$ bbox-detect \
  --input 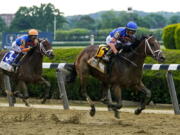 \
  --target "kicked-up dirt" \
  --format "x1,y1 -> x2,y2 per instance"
0,107 -> 180,135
